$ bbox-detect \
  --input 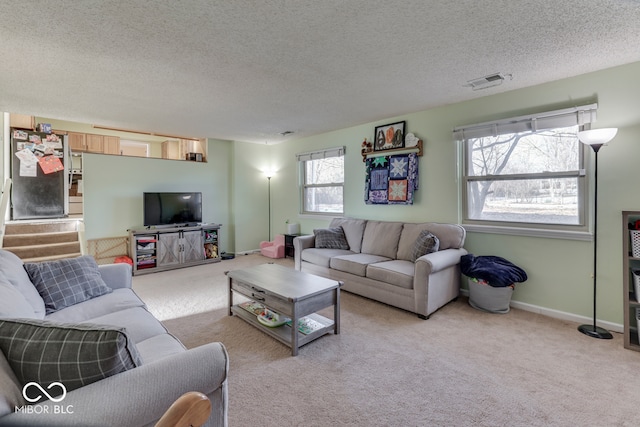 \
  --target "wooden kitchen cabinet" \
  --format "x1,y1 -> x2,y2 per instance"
68,132 -> 87,152
103,135 -> 121,155
10,114 -> 35,130
85,134 -> 104,153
